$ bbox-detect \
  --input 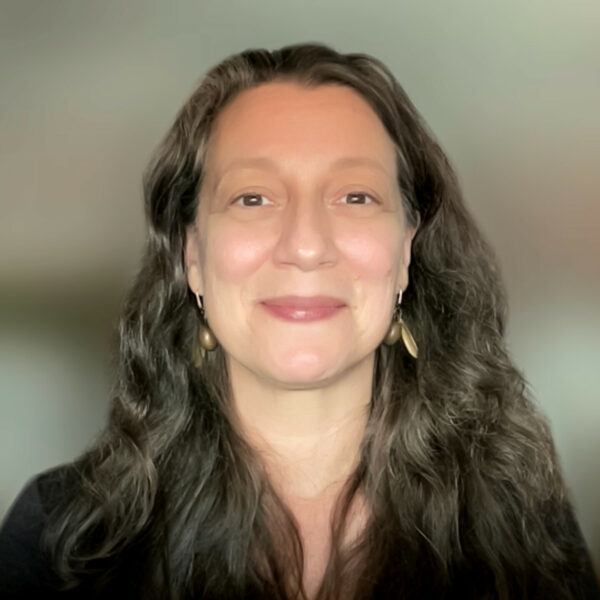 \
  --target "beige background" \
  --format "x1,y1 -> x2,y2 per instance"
1,0 -> 598,568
